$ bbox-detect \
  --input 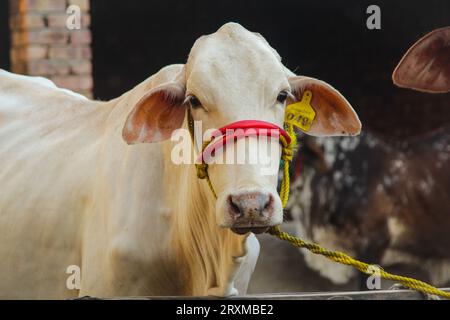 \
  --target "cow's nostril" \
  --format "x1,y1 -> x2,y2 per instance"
263,194 -> 273,213
228,195 -> 243,218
